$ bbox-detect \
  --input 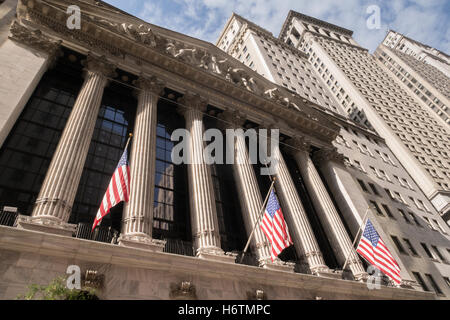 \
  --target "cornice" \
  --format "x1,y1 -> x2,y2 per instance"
279,10 -> 354,41
8,19 -> 63,64
15,0 -> 339,145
